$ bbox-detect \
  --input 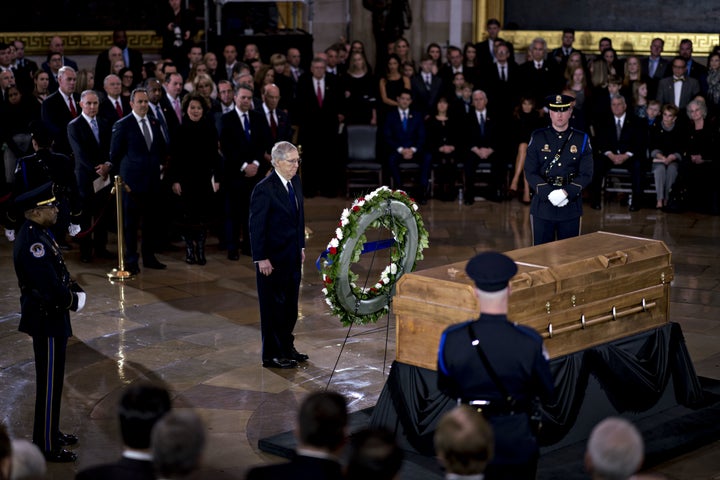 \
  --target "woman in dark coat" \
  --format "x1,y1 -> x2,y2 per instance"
168,93 -> 221,265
